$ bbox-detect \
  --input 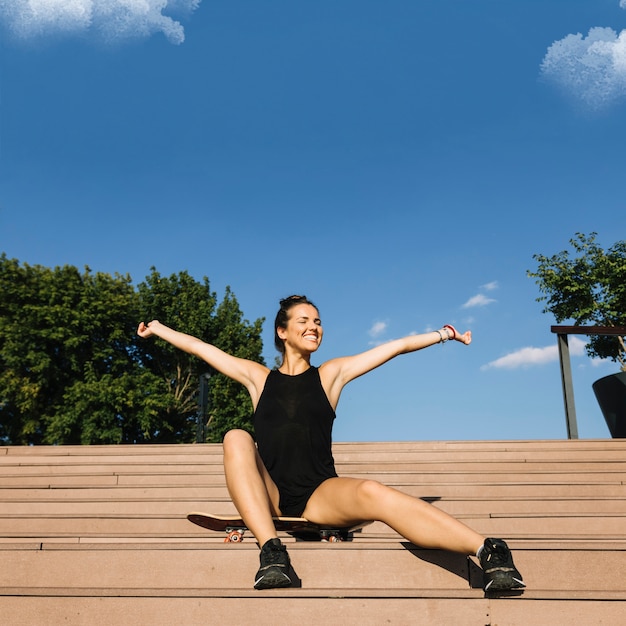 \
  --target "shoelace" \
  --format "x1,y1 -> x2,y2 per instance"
261,543 -> 288,566
486,545 -> 512,569
485,545 -> 512,568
